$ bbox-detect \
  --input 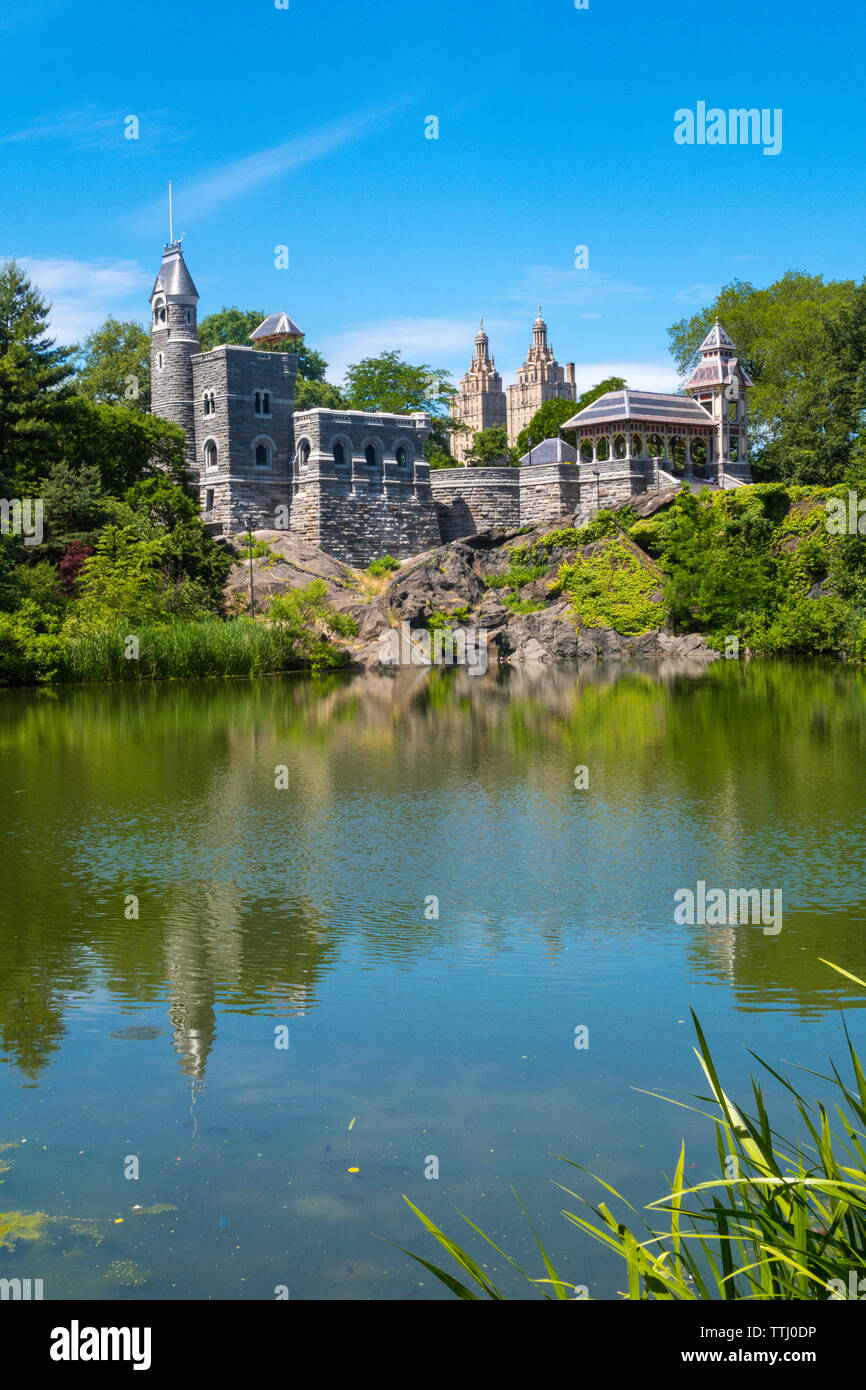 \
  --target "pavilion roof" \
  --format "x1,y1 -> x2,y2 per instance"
562,388 -> 712,429
249,311 -> 303,343
685,354 -> 754,390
